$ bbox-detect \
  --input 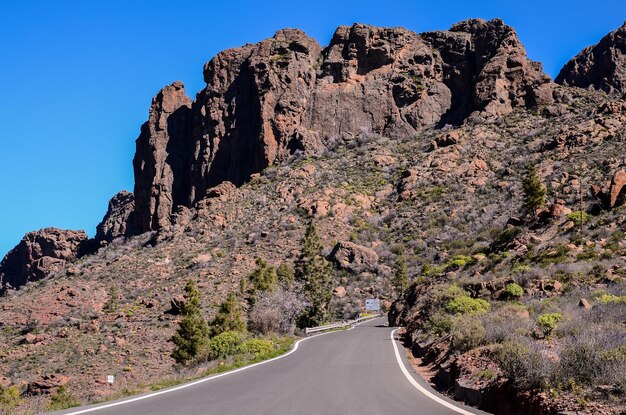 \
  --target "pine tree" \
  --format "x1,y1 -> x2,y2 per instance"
522,164 -> 546,216
210,292 -> 246,337
276,263 -> 294,288
295,222 -> 334,327
171,279 -> 210,365
393,253 -> 408,298
248,258 -> 277,294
